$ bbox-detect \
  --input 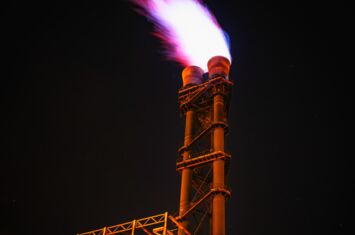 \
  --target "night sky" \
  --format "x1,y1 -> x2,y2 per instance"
1,1 -> 348,235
